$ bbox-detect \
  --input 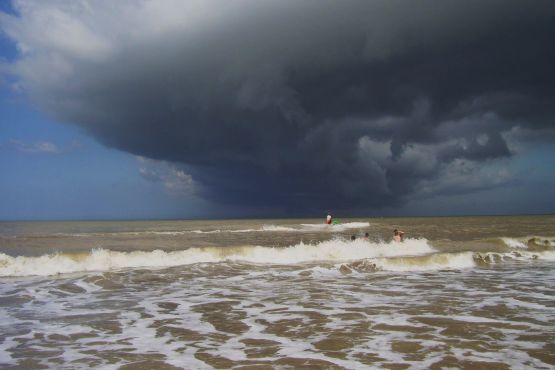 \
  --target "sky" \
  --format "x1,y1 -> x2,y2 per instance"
1,0 -> 554,220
